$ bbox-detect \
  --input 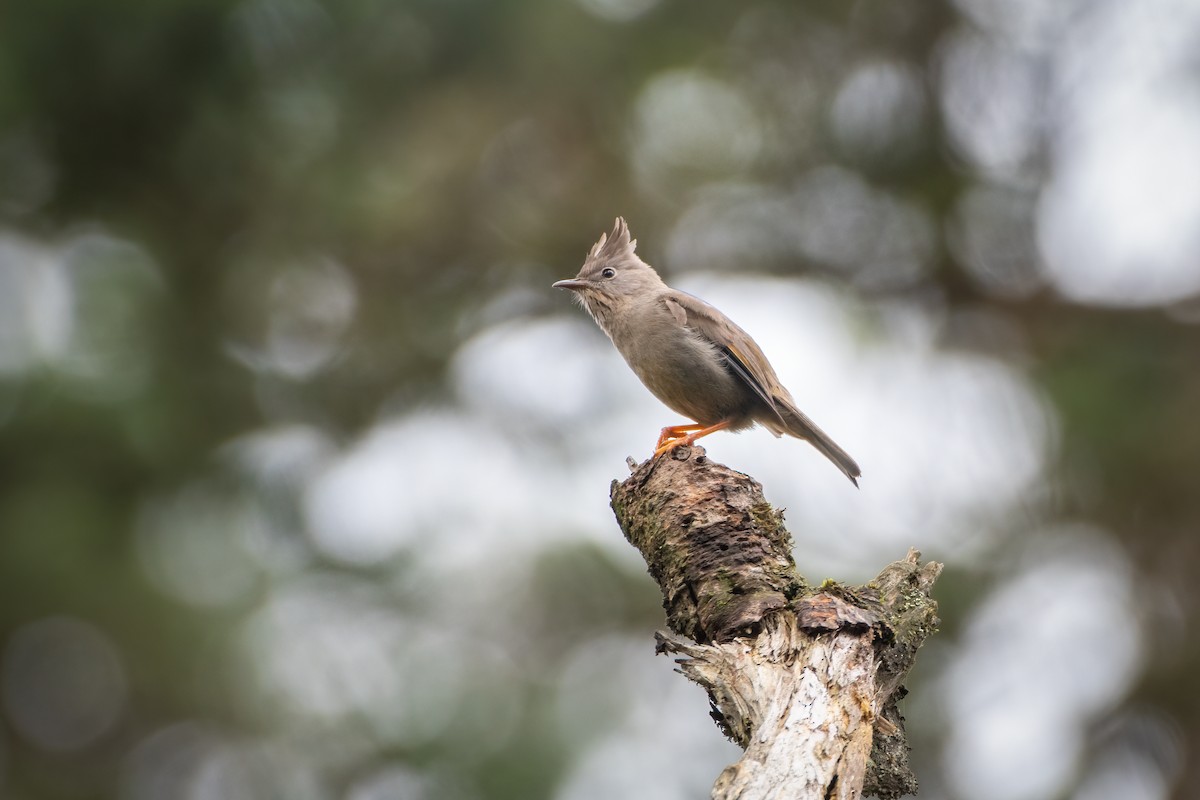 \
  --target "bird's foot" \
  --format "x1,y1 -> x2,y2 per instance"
652,420 -> 733,457
652,437 -> 689,458
654,423 -> 707,451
